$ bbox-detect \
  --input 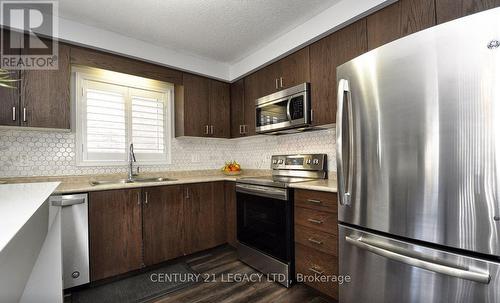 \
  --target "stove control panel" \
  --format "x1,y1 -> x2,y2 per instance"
271,154 -> 326,171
